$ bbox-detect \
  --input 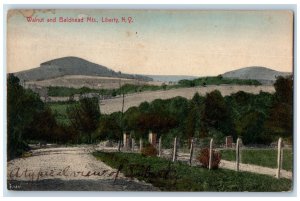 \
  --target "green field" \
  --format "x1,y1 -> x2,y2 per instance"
93,151 -> 291,192
47,102 -> 78,125
47,76 -> 261,97
178,76 -> 261,87
47,84 -> 169,97
220,149 -> 293,171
